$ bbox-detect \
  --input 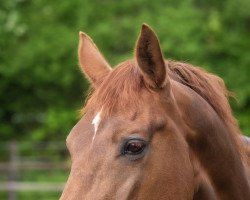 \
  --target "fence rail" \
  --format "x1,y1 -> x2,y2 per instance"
0,141 -> 69,200
0,182 -> 65,192
0,161 -> 69,170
